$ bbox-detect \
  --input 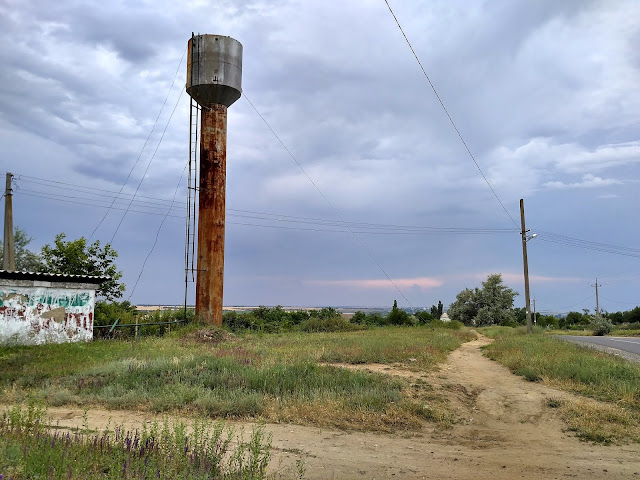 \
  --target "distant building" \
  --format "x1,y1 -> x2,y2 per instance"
439,312 -> 451,322
0,270 -> 108,346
